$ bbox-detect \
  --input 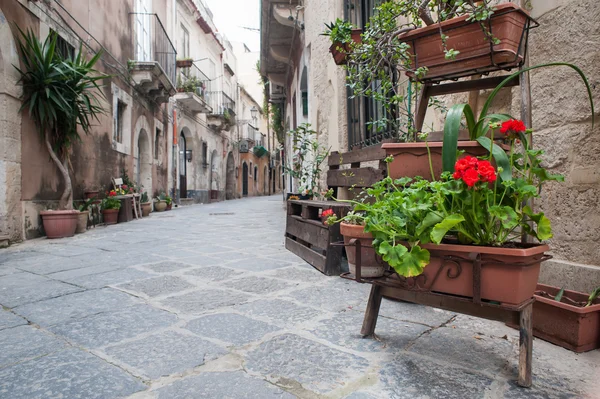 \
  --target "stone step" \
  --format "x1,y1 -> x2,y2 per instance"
179,198 -> 195,206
